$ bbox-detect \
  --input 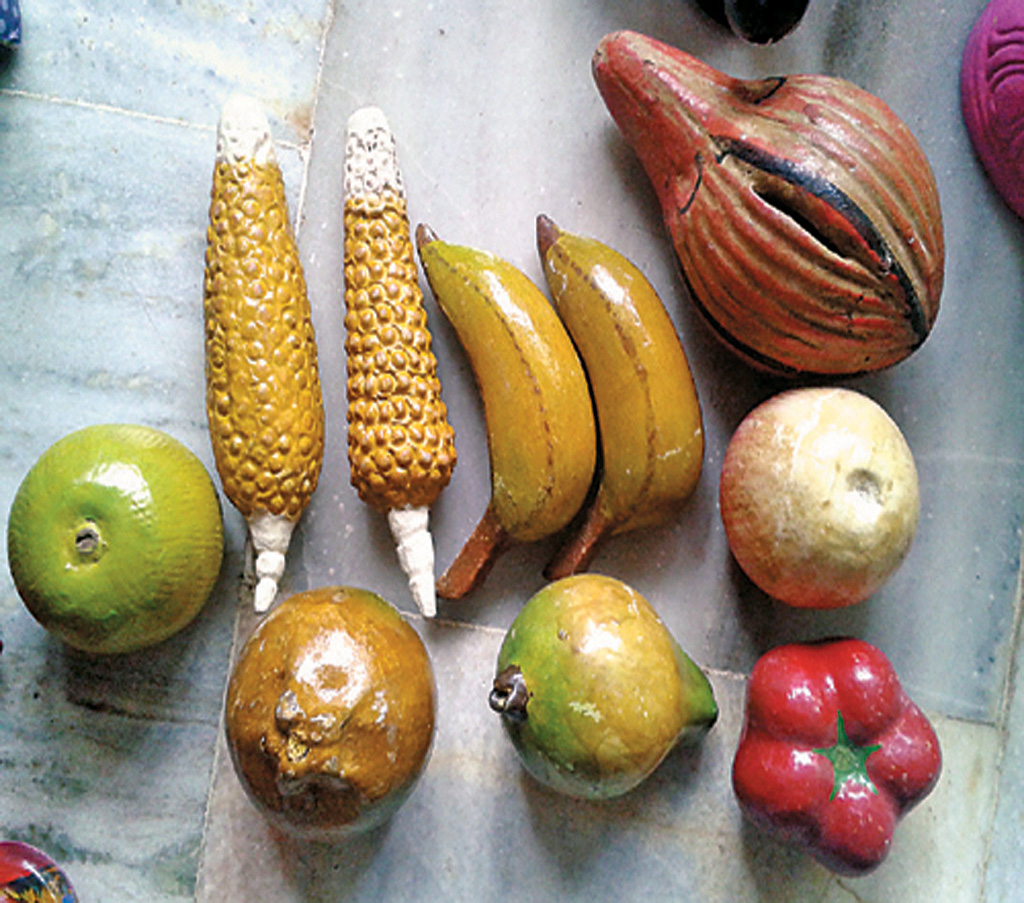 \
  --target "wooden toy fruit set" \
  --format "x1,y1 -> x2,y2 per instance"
11,0 -> 1022,889
188,31 -> 945,863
